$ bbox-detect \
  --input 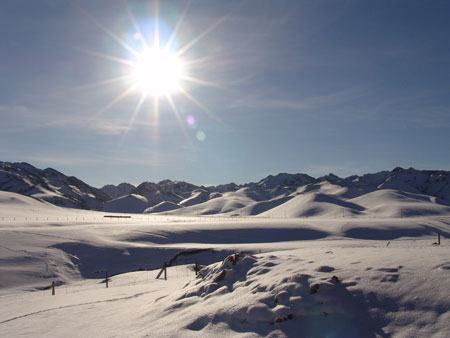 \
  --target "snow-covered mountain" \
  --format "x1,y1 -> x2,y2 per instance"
1,161 -> 450,216
139,167 -> 450,217
349,167 -> 450,200
254,173 -> 316,189
0,161 -> 109,209
157,179 -> 200,198
100,183 -> 135,199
